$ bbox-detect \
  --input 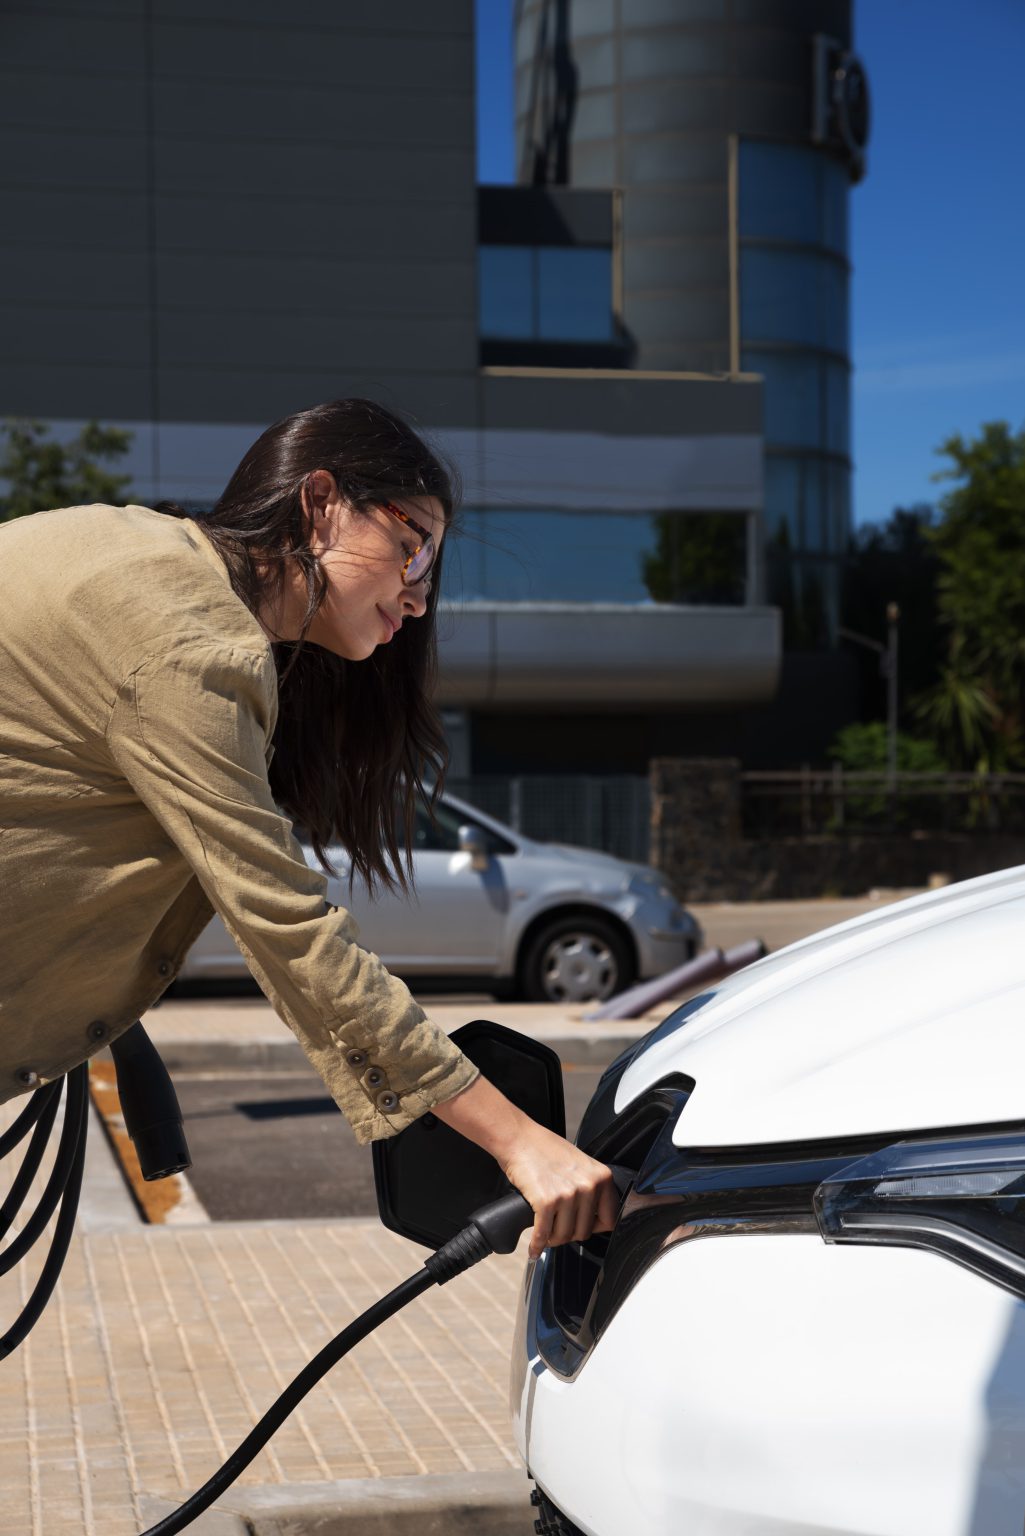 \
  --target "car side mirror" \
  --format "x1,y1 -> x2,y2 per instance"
457,823 -> 490,873
372,1020 -> 566,1251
